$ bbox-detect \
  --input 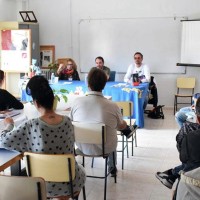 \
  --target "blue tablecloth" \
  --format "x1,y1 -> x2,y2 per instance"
21,81 -> 148,128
